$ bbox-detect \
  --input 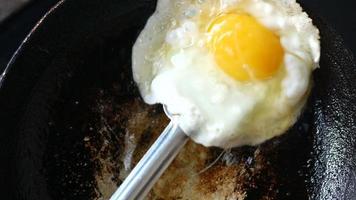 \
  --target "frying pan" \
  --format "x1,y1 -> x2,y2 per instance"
0,0 -> 355,199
